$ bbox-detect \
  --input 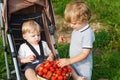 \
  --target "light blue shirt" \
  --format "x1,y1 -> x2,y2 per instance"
70,24 -> 95,80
